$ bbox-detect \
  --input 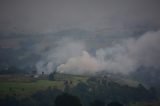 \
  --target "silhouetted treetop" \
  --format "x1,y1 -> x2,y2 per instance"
54,93 -> 82,106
